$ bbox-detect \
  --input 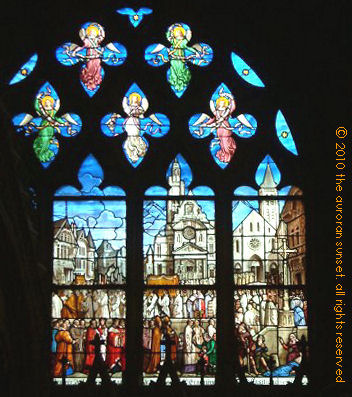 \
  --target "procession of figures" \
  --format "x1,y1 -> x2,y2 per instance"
52,289 -> 126,382
143,289 -> 217,382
